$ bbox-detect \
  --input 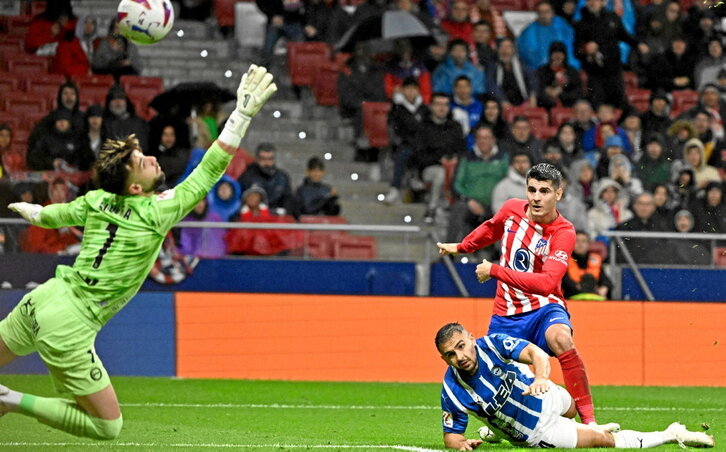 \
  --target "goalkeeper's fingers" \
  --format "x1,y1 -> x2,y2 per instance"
246,65 -> 268,93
